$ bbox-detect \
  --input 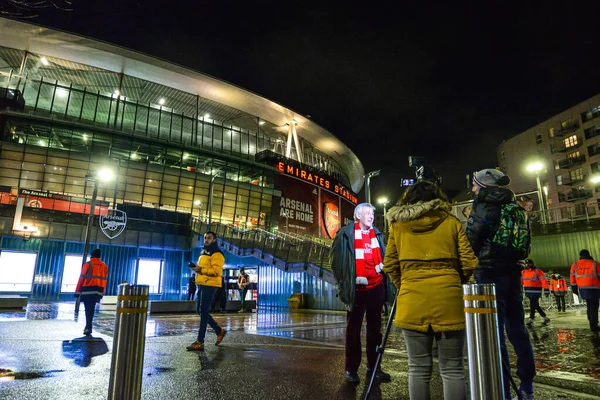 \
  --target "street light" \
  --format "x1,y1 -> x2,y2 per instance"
75,167 -> 114,313
207,171 -> 221,228
364,169 -> 381,204
526,162 -> 546,223
377,196 -> 389,234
